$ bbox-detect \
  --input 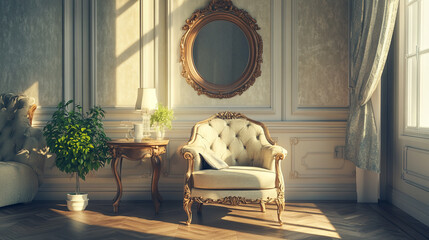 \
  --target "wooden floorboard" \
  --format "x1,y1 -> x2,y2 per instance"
0,201 -> 426,240
372,202 -> 429,240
